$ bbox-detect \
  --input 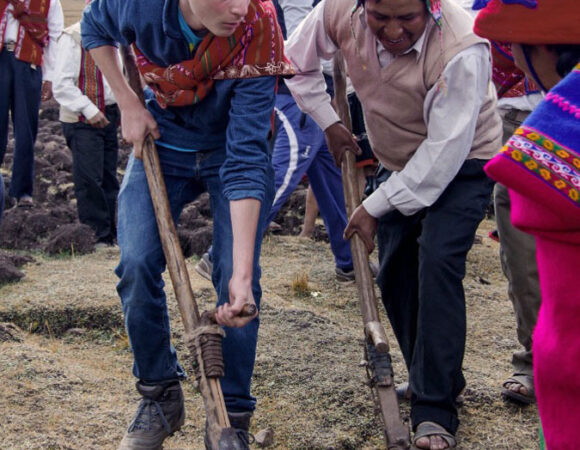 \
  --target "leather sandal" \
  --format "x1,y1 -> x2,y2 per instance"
501,373 -> 536,405
413,421 -> 456,449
